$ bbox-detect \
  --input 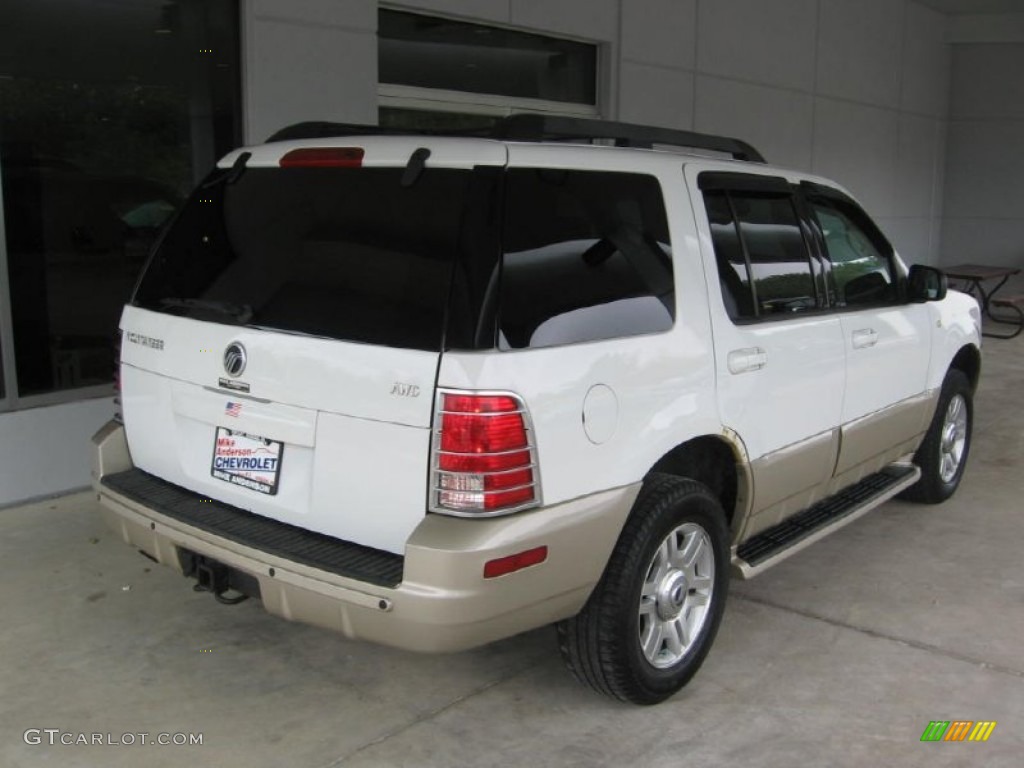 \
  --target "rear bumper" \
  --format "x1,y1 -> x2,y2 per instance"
91,421 -> 636,652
